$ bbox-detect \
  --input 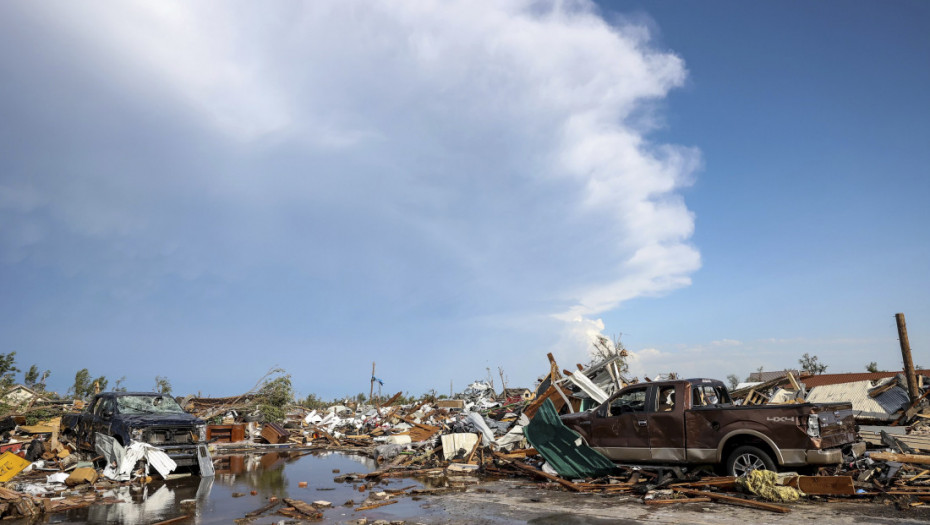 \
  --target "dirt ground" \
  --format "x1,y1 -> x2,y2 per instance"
406,480 -> 930,525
